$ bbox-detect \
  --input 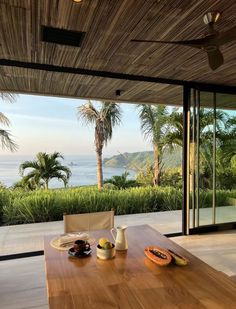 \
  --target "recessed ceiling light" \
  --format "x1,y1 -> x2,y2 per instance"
116,90 -> 122,96
73,0 -> 82,3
